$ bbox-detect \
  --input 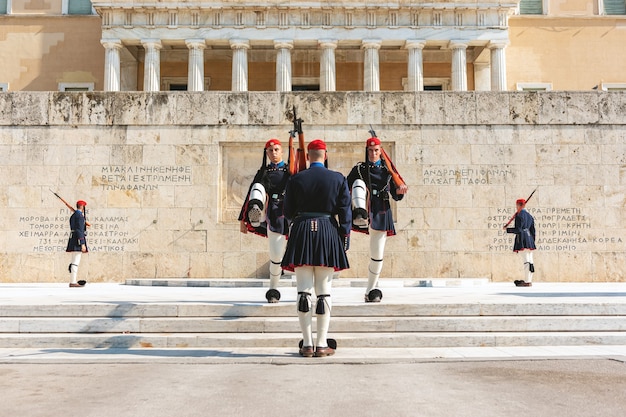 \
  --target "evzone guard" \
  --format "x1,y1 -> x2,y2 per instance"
66,199 -> 89,287
238,139 -> 290,303
347,133 -> 408,302
504,196 -> 537,287
281,139 -> 351,357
